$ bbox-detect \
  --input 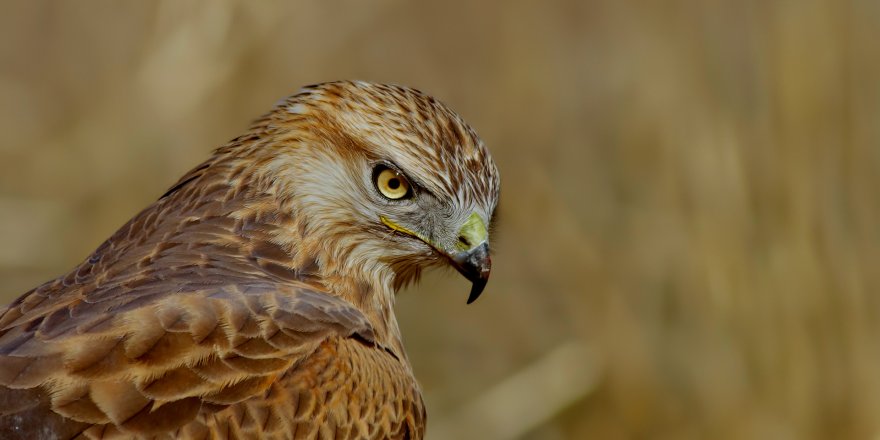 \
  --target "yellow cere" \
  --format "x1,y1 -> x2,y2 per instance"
381,212 -> 487,252
376,168 -> 410,199
456,212 -> 487,251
